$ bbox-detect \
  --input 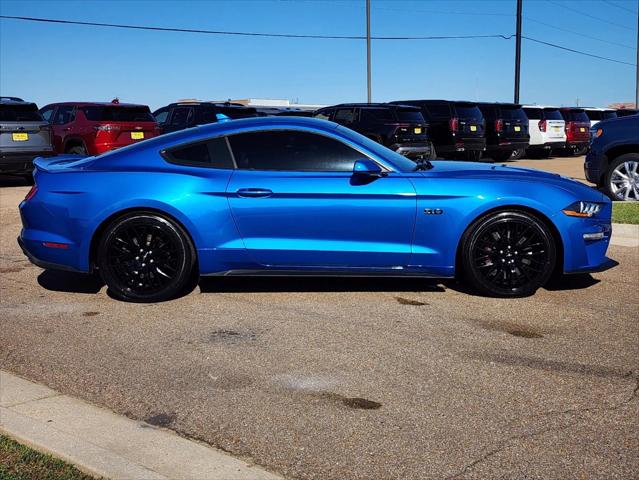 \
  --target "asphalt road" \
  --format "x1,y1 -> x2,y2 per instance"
1,173 -> 637,480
